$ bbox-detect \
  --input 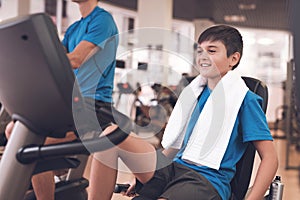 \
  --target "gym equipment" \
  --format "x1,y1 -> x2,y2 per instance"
283,60 -> 300,170
129,83 -> 176,141
0,13 -> 129,200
